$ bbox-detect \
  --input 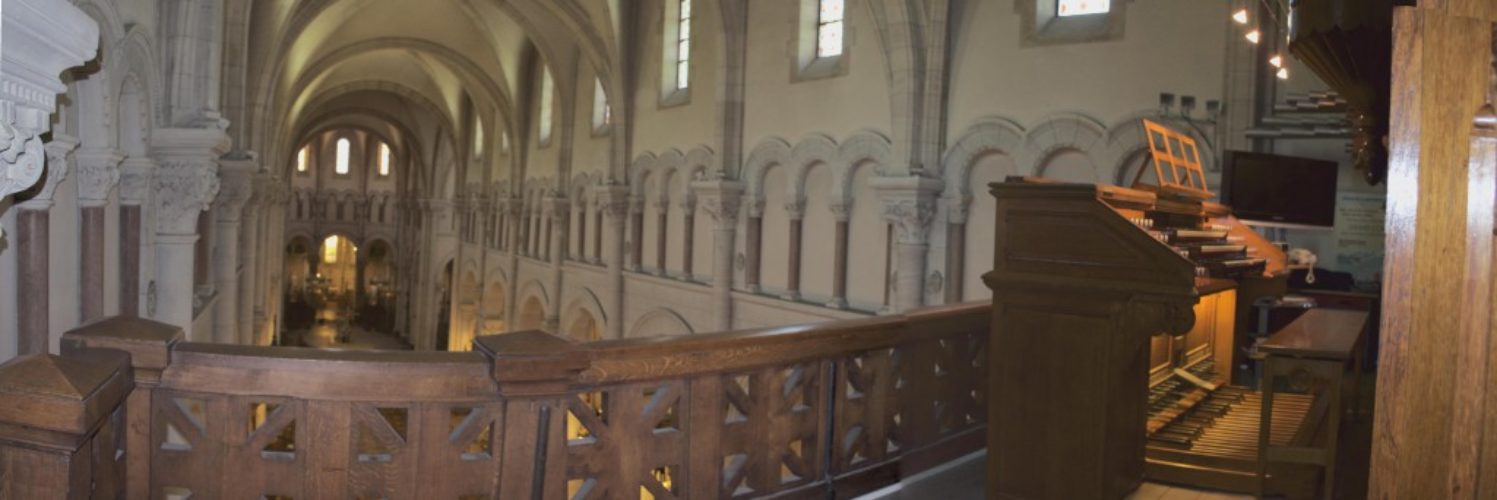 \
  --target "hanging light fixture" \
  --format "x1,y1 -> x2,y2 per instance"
1269,54 -> 1283,68
1245,30 -> 1261,44
1276,67 -> 1289,80
1232,9 -> 1250,24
